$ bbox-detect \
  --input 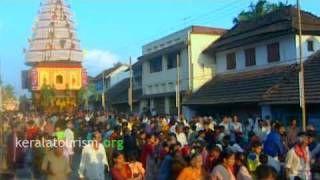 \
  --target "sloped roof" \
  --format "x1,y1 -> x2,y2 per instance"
107,78 -> 142,104
94,64 -> 127,81
262,51 -> 320,104
184,50 -> 320,105
205,6 -> 320,54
